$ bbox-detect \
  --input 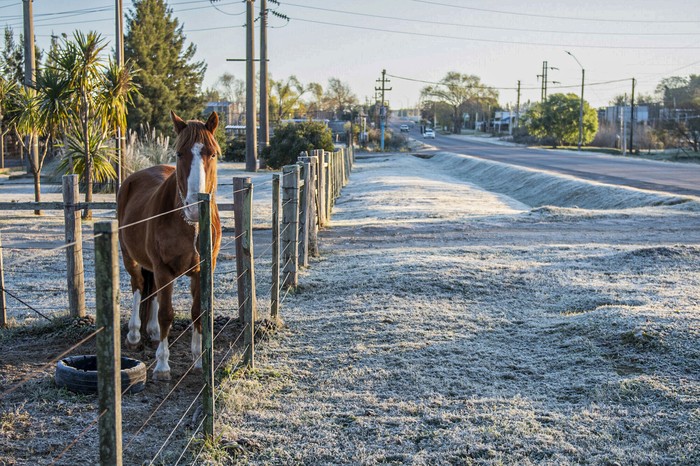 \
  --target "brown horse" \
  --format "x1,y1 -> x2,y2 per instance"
117,111 -> 222,381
